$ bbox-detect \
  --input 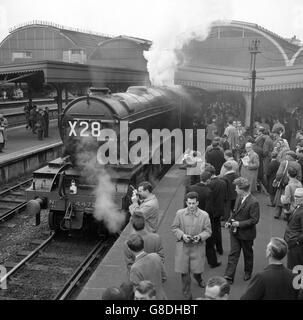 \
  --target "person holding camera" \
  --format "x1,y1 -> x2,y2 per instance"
224,177 -> 260,285
129,181 -> 159,233
171,191 -> 212,299
274,150 -> 301,219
